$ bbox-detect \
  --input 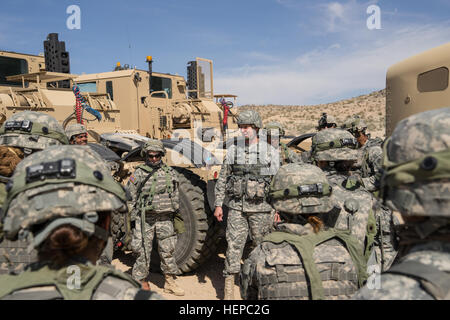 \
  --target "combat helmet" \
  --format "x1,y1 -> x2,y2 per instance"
311,128 -> 359,162
0,111 -> 69,151
236,110 -> 263,129
381,107 -> 450,217
264,121 -> 285,137
317,113 -> 337,130
269,163 -> 333,215
140,139 -> 166,157
65,123 -> 87,141
2,145 -> 128,248
341,115 -> 368,134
